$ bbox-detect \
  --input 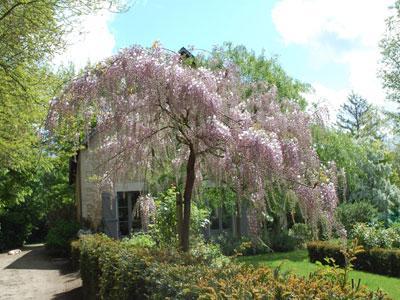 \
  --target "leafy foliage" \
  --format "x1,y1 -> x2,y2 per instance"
335,202 -> 379,233
45,219 -> 80,256
337,92 -> 383,139
313,127 -> 400,223
0,204 -> 33,250
380,1 -> 400,126
48,45 -> 338,250
288,223 -> 313,246
351,145 -> 400,223
0,0 -> 123,208
150,186 -> 209,246
204,42 -> 311,108
78,234 -> 388,299
350,223 -> 400,249
122,232 -> 156,248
